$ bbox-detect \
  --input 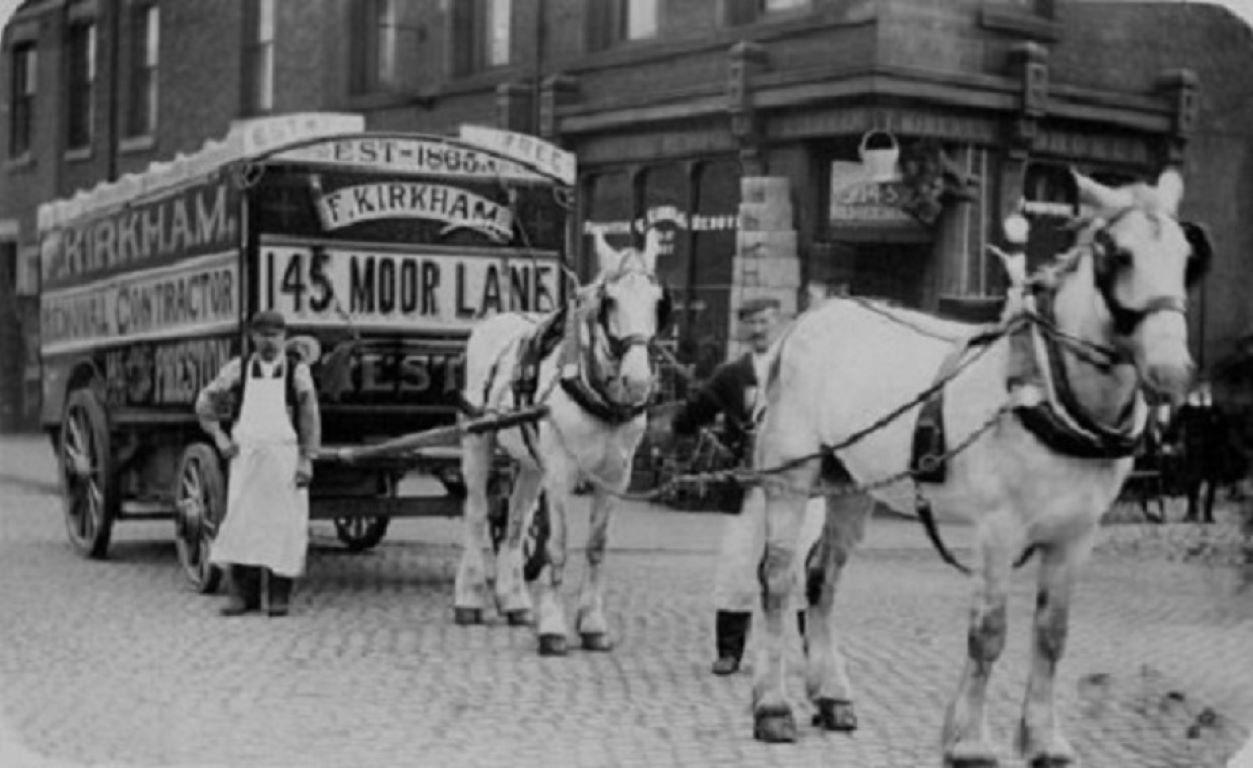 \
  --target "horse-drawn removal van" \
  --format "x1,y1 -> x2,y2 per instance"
38,113 -> 573,590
